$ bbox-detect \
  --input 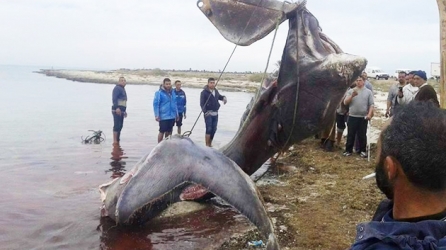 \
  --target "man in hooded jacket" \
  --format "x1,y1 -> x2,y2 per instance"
200,77 -> 227,147
153,78 -> 178,143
